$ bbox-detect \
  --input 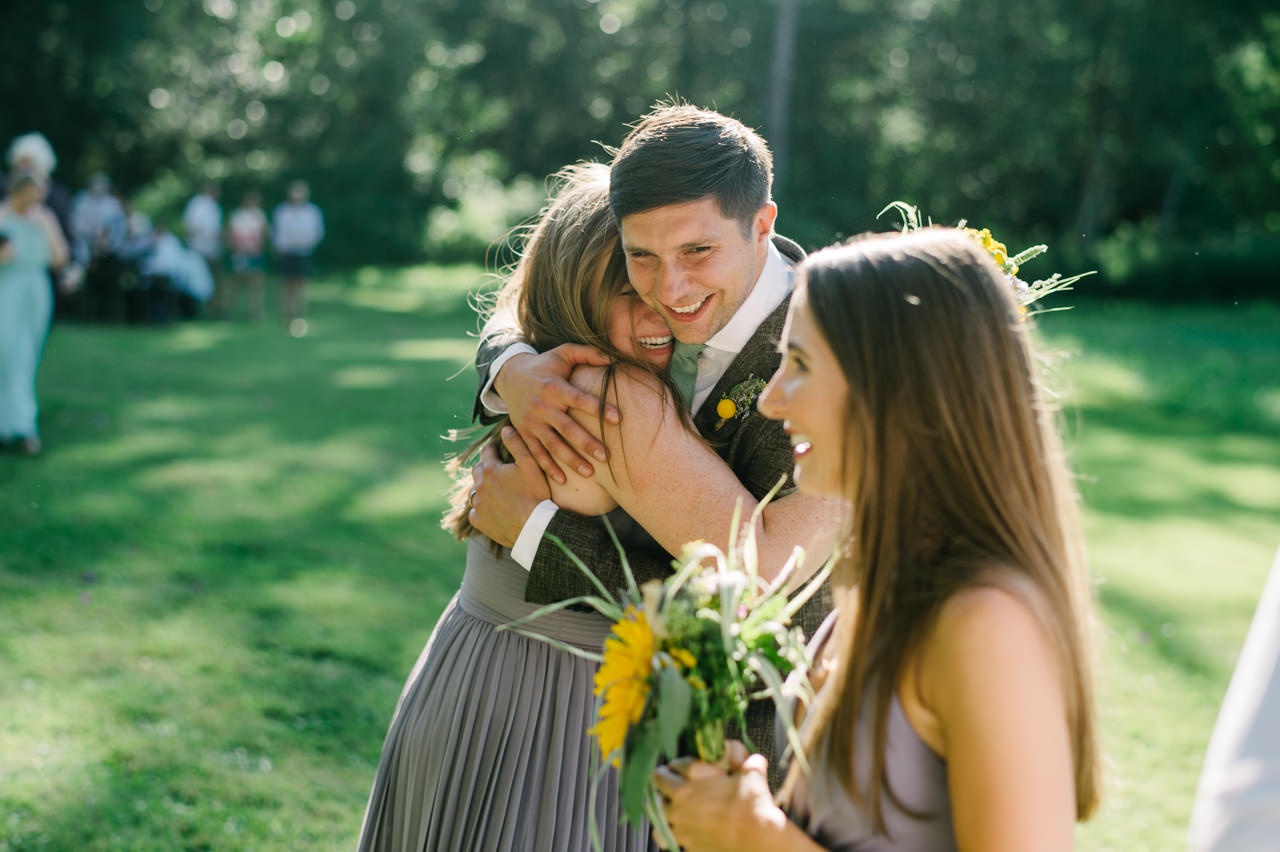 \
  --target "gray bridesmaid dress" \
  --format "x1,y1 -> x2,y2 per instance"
784,615 -> 957,851
356,537 -> 652,852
